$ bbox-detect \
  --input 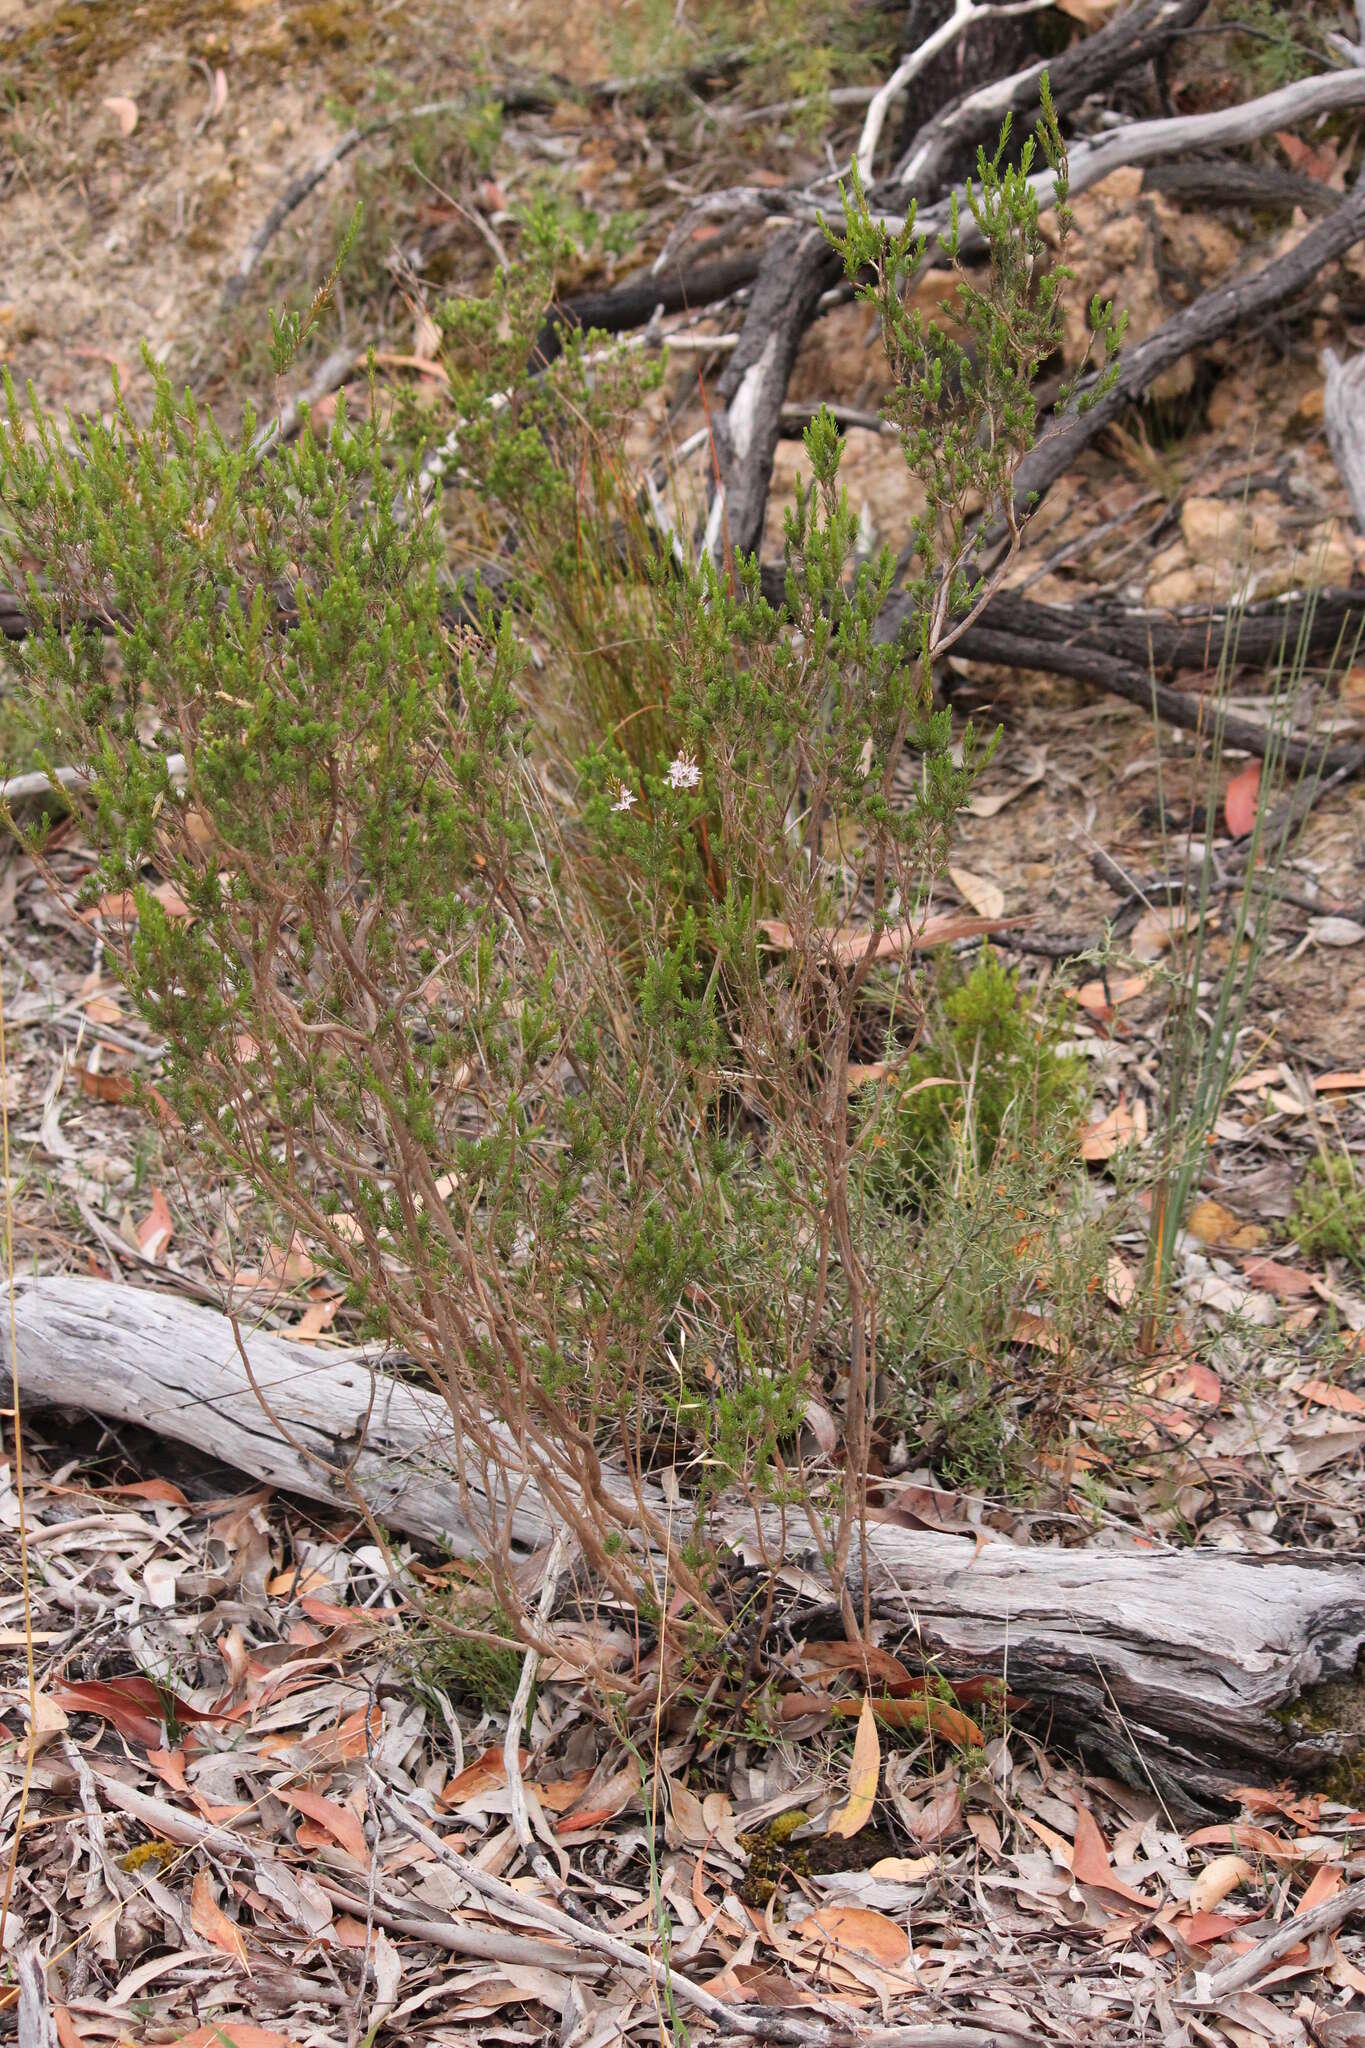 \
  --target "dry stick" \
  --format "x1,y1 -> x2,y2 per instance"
1006,158 -> 1365,527
861,66 -> 1365,243
1177,1877 -> 1365,2004
854,0 -> 1054,182
503,1526 -> 570,1888
895,0 -> 1210,191
700,62 -> 1362,570
945,626 -> 1365,775
16,1273 -> 1365,1788
1143,154 -> 1338,217
314,1879 -> 608,1974
533,250 -> 762,369
371,1775 -> 1032,2048
16,1948 -> 55,2048
1323,343 -> 1365,530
